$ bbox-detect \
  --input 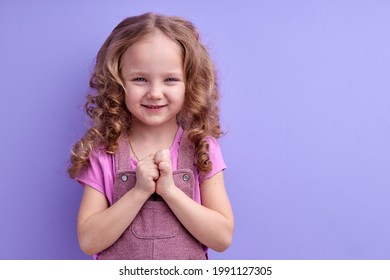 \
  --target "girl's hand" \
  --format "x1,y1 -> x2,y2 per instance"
134,154 -> 159,196
154,149 -> 175,197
